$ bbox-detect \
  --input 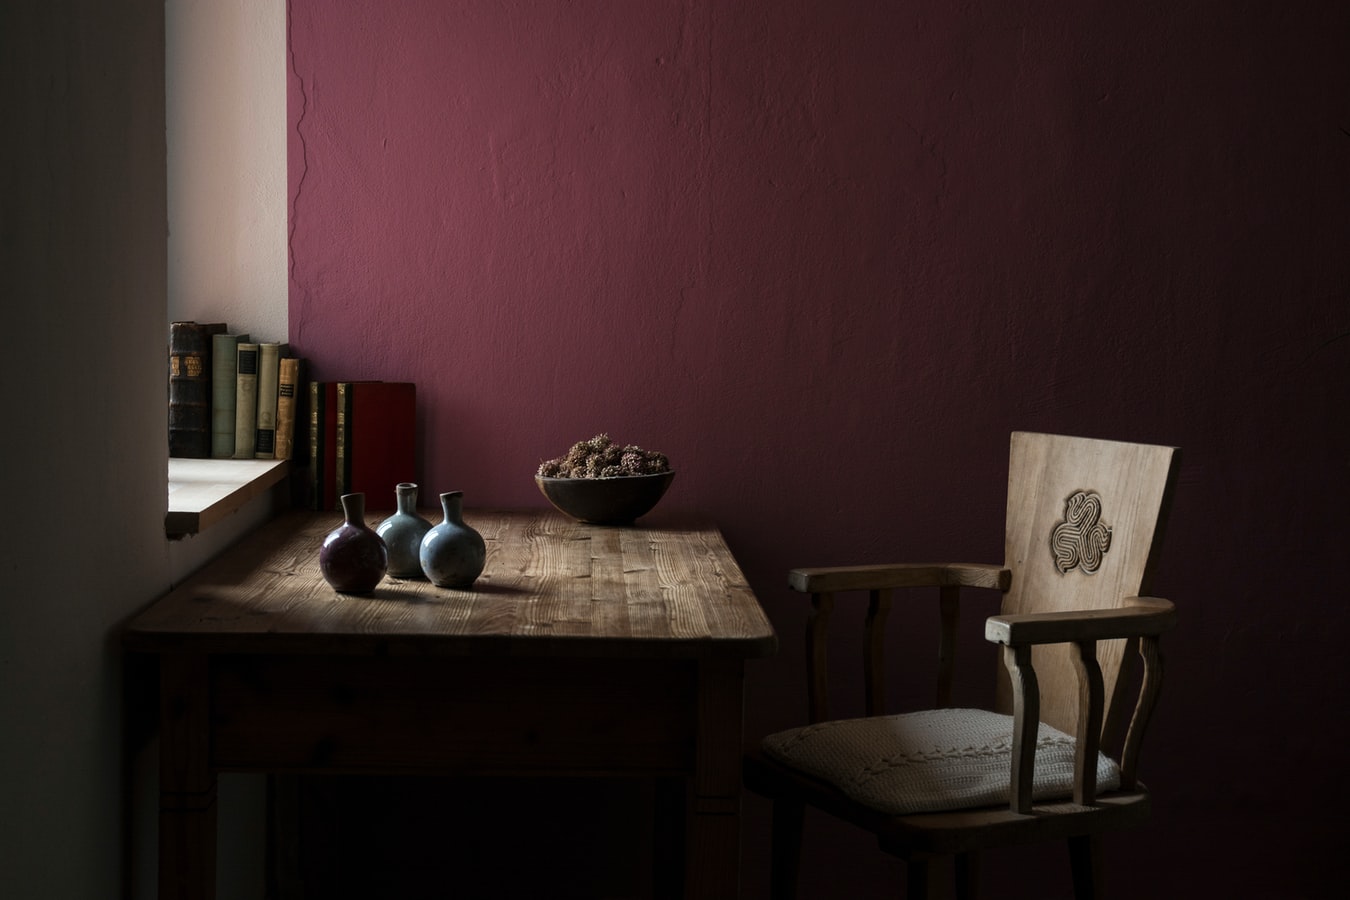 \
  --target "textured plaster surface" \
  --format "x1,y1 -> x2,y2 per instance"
288,2 -> 1349,896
